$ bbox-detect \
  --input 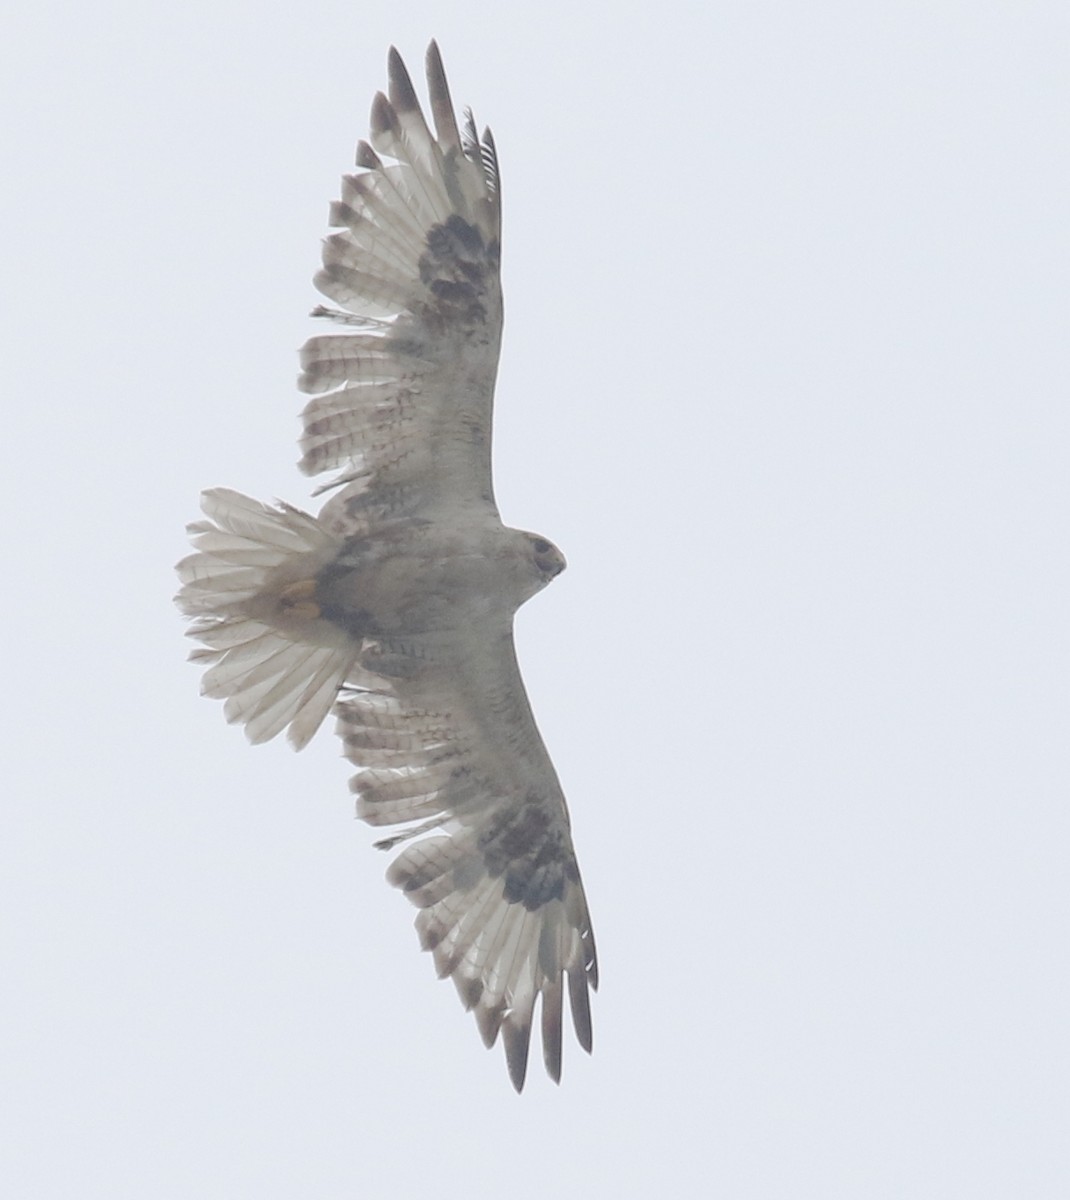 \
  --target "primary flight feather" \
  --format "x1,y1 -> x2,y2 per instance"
175,42 -> 597,1091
